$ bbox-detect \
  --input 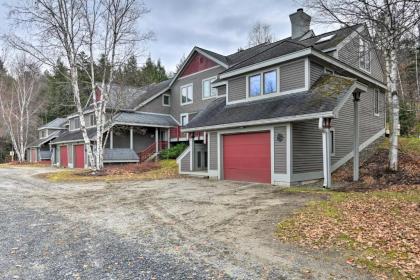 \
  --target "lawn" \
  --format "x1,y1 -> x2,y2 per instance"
277,137 -> 420,279
37,160 -> 180,183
